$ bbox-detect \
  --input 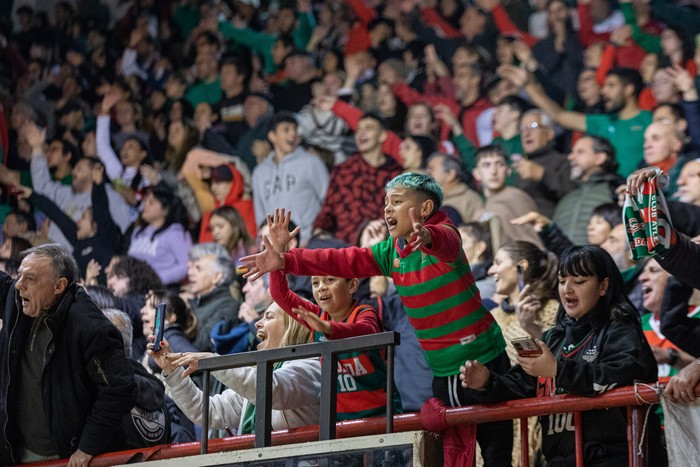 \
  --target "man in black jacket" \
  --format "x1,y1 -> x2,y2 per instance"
0,243 -> 136,465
